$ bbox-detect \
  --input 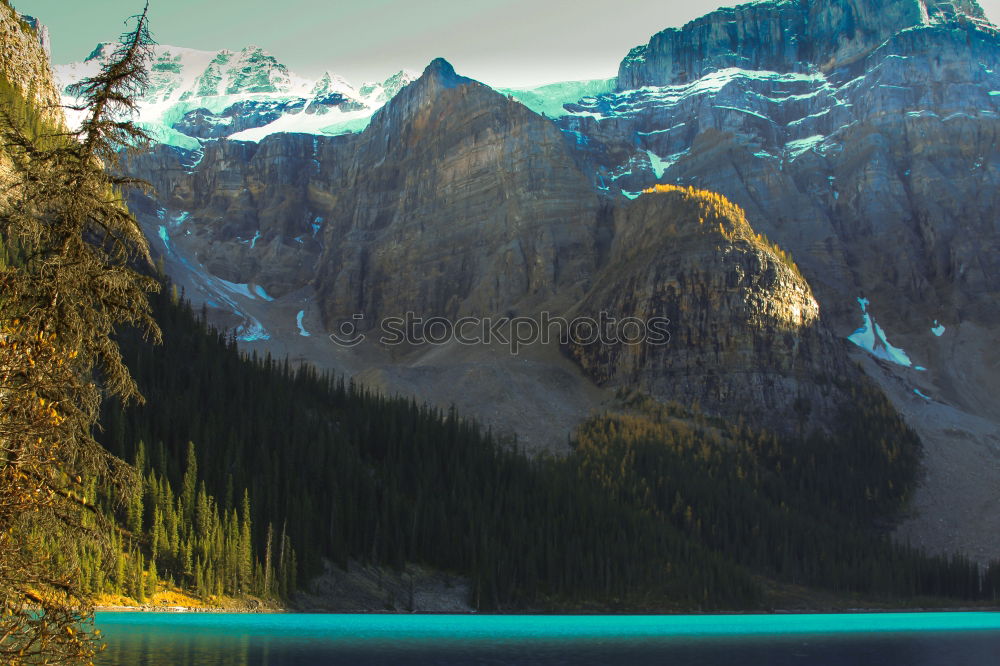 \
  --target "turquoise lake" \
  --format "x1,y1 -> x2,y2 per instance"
94,611 -> 1000,664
